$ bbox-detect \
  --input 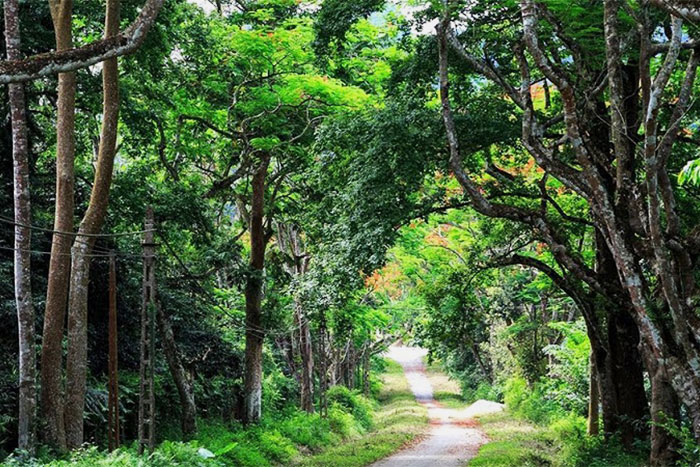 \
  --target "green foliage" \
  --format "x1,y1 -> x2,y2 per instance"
504,377 -> 563,425
278,412 -> 335,449
314,0 -> 387,57
542,322 -> 591,415
679,158 -> 700,186
471,411 -> 648,467
656,414 -> 700,466
1,442 -> 220,467
298,358 -> 428,467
